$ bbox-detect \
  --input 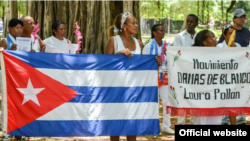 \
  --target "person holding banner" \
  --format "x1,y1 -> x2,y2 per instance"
43,21 -> 79,54
193,30 -> 217,47
217,24 -> 243,126
218,9 -> 249,47
192,30 -> 222,124
0,18 -> 23,50
105,12 -> 143,141
173,14 -> 198,125
0,18 -> 23,140
142,24 -> 174,134
20,16 -> 45,52
217,25 -> 241,48
217,9 -> 248,125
